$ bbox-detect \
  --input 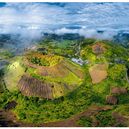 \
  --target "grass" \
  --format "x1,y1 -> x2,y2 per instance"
116,93 -> 129,104
114,104 -> 129,116
52,83 -> 65,98
4,57 -> 25,91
